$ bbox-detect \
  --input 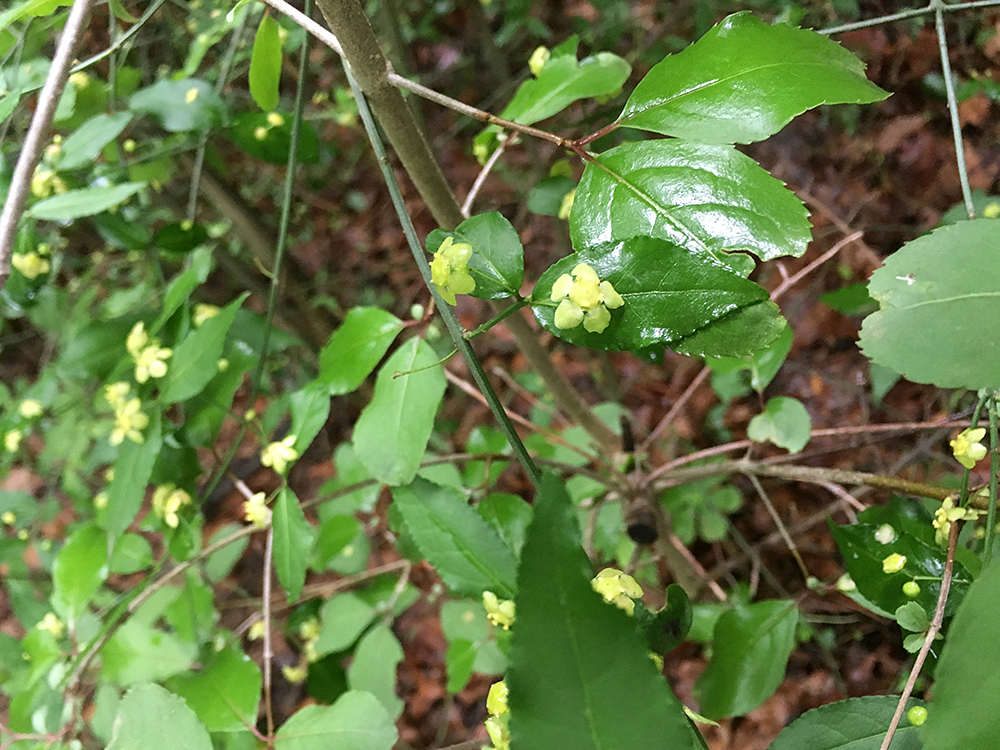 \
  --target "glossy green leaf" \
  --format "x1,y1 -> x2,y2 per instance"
694,600 -> 798,718
275,691 -> 396,750
922,559 -> 1000,749
829,522 -> 971,618
392,478 -> 518,598
273,488 -> 316,602
289,381 -> 330,455
52,524 -> 108,622
768,695 -> 926,750
108,683 -> 211,750
508,473 -> 696,750
58,111 -> 133,170
352,337 -> 447,486
313,594 -> 376,656
249,13 -> 282,112
318,307 -> 403,395
165,645 -> 262,732
571,140 -> 811,263
130,78 -> 225,132
857,496 -> 937,548
160,293 -> 247,403
619,12 -> 887,144
30,182 -> 146,221
426,211 -> 525,299
105,410 -> 162,539
859,220 -> 1000,389
747,396 -> 811,453
347,625 -> 404,720
705,322 -> 792,392
532,237 -> 784,357
228,111 -> 321,165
